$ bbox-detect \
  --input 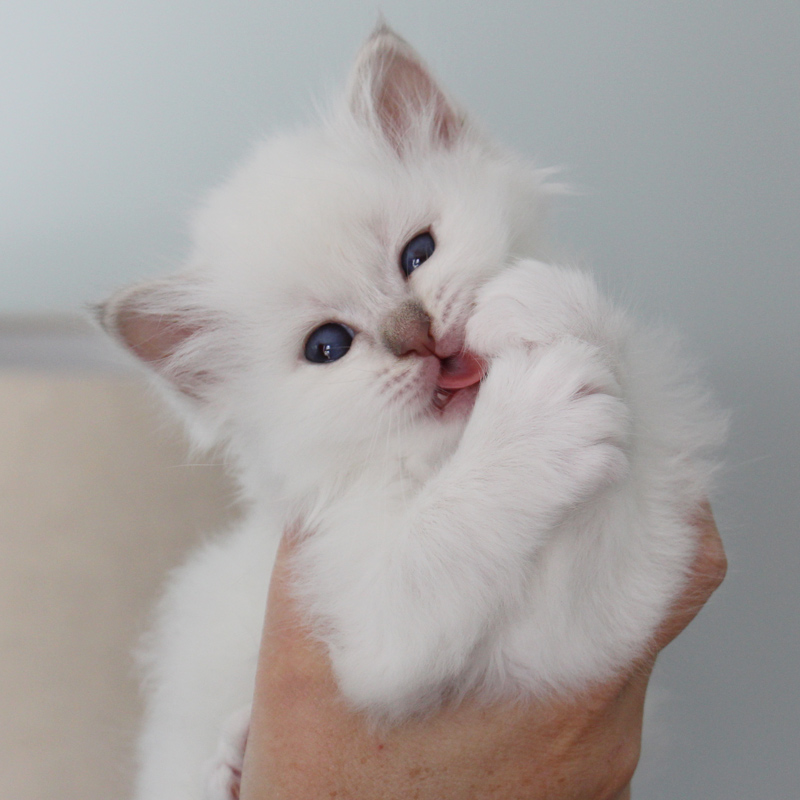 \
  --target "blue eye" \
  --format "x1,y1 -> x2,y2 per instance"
400,232 -> 435,277
304,323 -> 354,363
